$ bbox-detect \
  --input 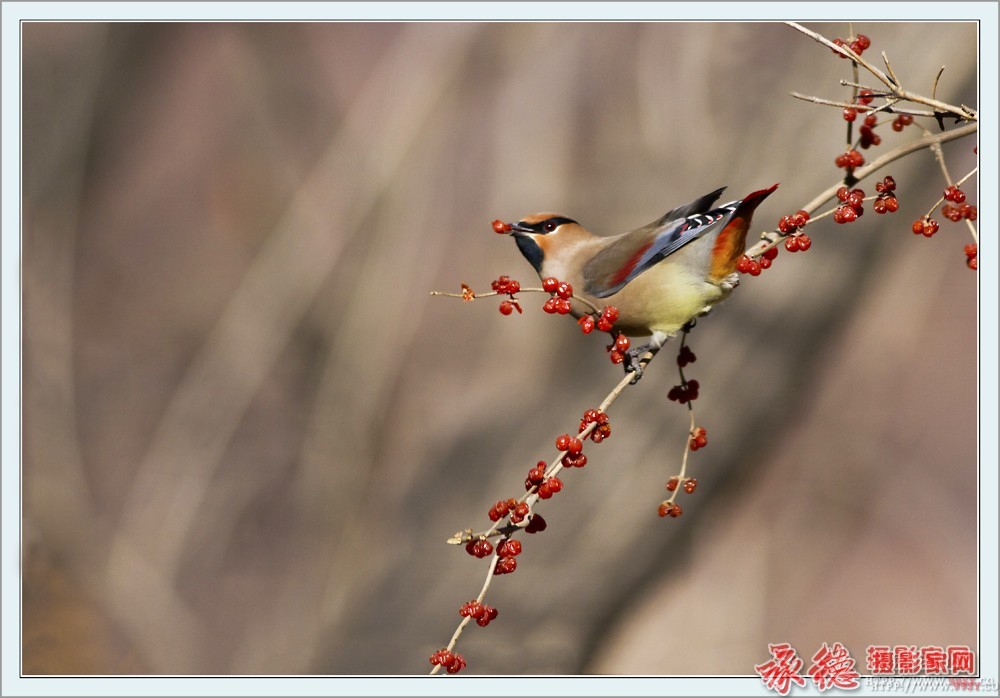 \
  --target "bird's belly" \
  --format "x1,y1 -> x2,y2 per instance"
593,261 -> 726,337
